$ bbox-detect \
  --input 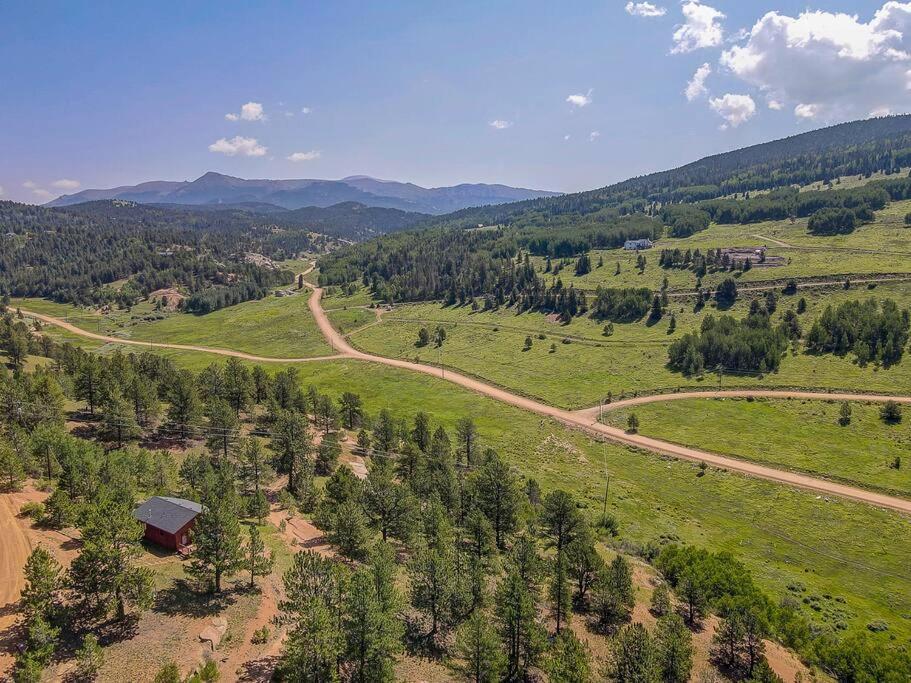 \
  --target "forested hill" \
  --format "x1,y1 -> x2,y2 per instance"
414,115 -> 911,230
0,200 -> 299,311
